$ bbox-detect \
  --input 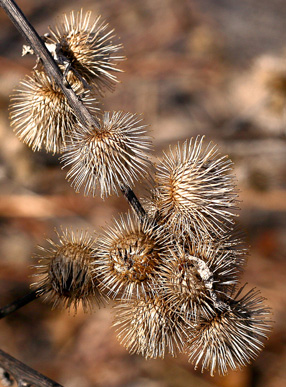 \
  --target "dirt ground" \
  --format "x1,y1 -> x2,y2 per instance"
0,1 -> 285,386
